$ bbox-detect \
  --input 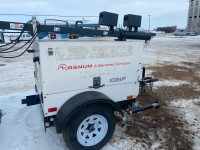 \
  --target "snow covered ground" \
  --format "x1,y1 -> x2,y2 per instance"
0,33 -> 200,150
